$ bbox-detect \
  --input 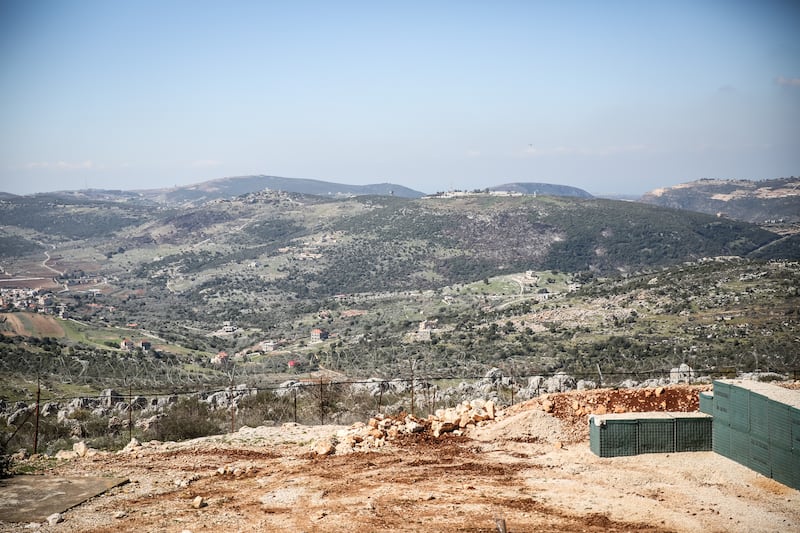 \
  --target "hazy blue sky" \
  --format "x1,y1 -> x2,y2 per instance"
1,1 -> 798,196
